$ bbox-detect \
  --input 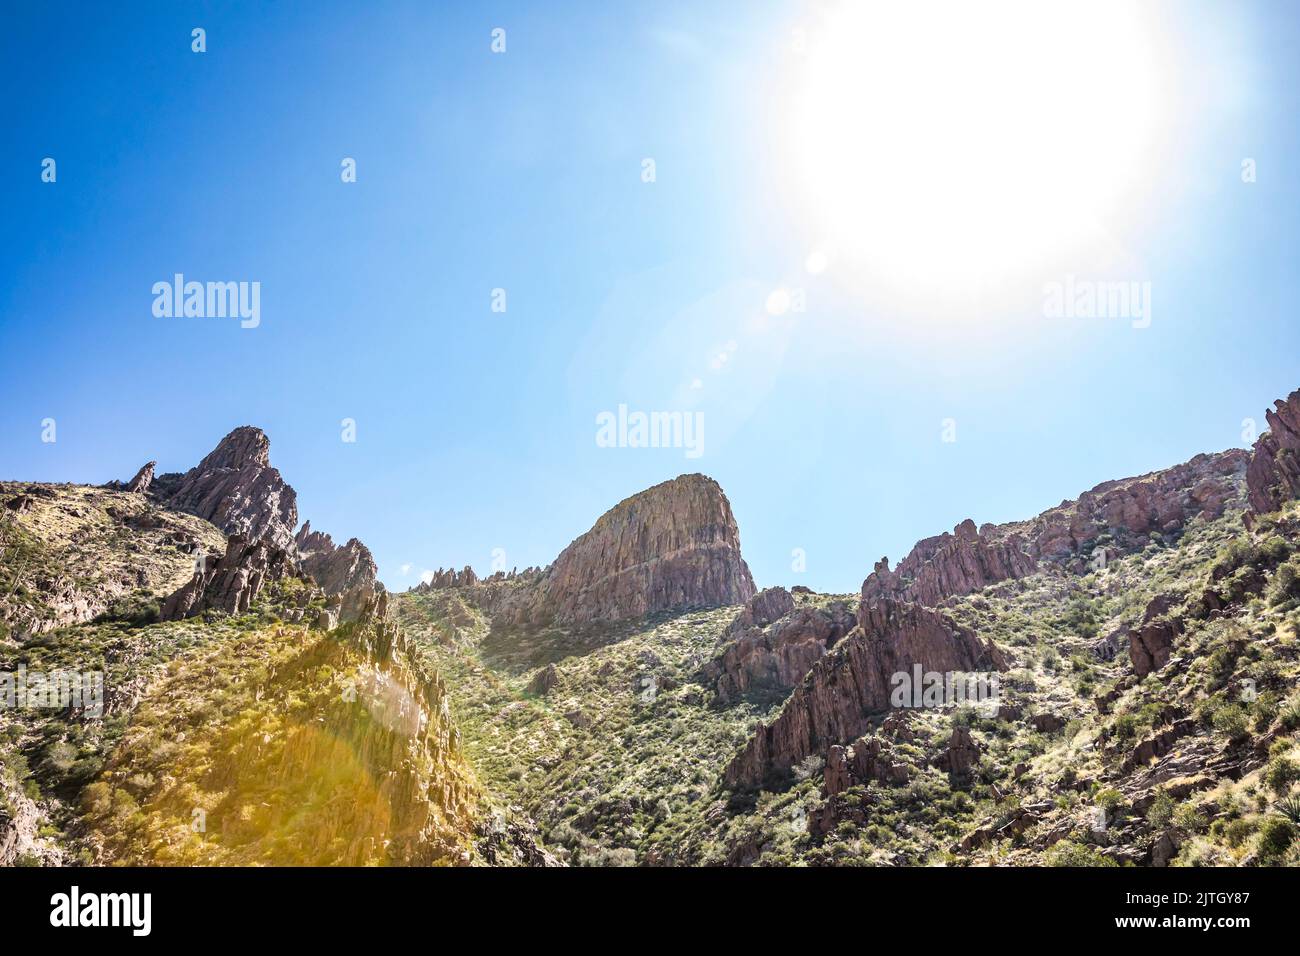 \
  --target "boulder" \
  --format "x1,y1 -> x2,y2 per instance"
935,726 -> 982,775
125,461 -> 156,494
1129,594 -> 1184,678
